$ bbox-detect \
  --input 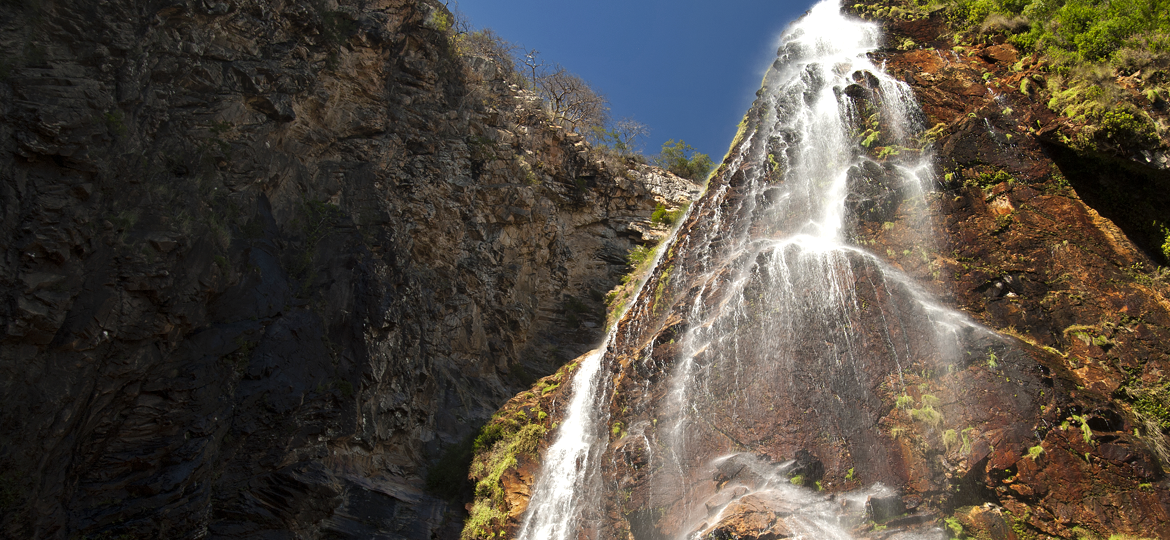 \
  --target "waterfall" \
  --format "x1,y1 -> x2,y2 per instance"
515,207 -> 690,540
518,1 -> 994,538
